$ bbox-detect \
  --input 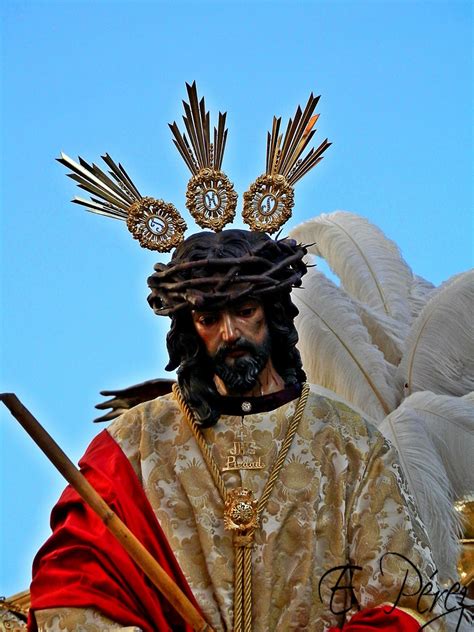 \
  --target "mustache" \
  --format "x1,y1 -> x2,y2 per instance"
214,338 -> 259,361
